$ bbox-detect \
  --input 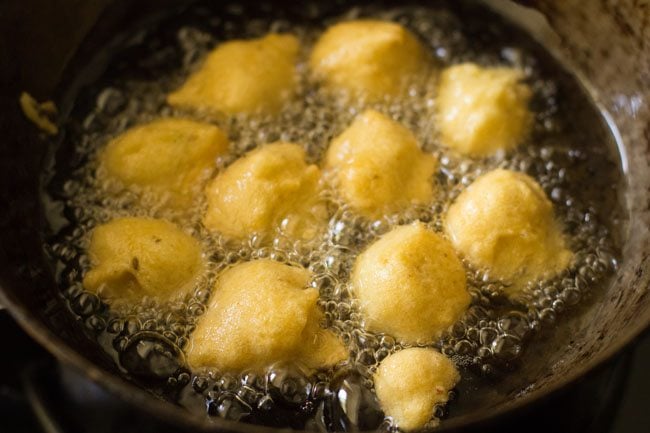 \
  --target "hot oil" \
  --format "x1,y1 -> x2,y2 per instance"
43,1 -> 625,430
